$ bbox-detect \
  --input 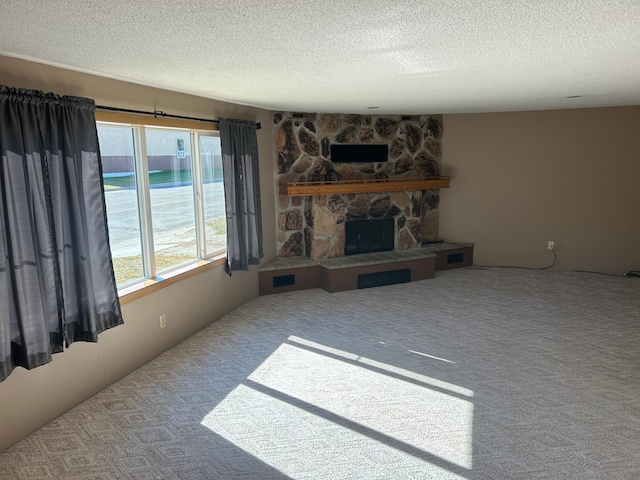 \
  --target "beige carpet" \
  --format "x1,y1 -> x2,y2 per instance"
1,268 -> 639,479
